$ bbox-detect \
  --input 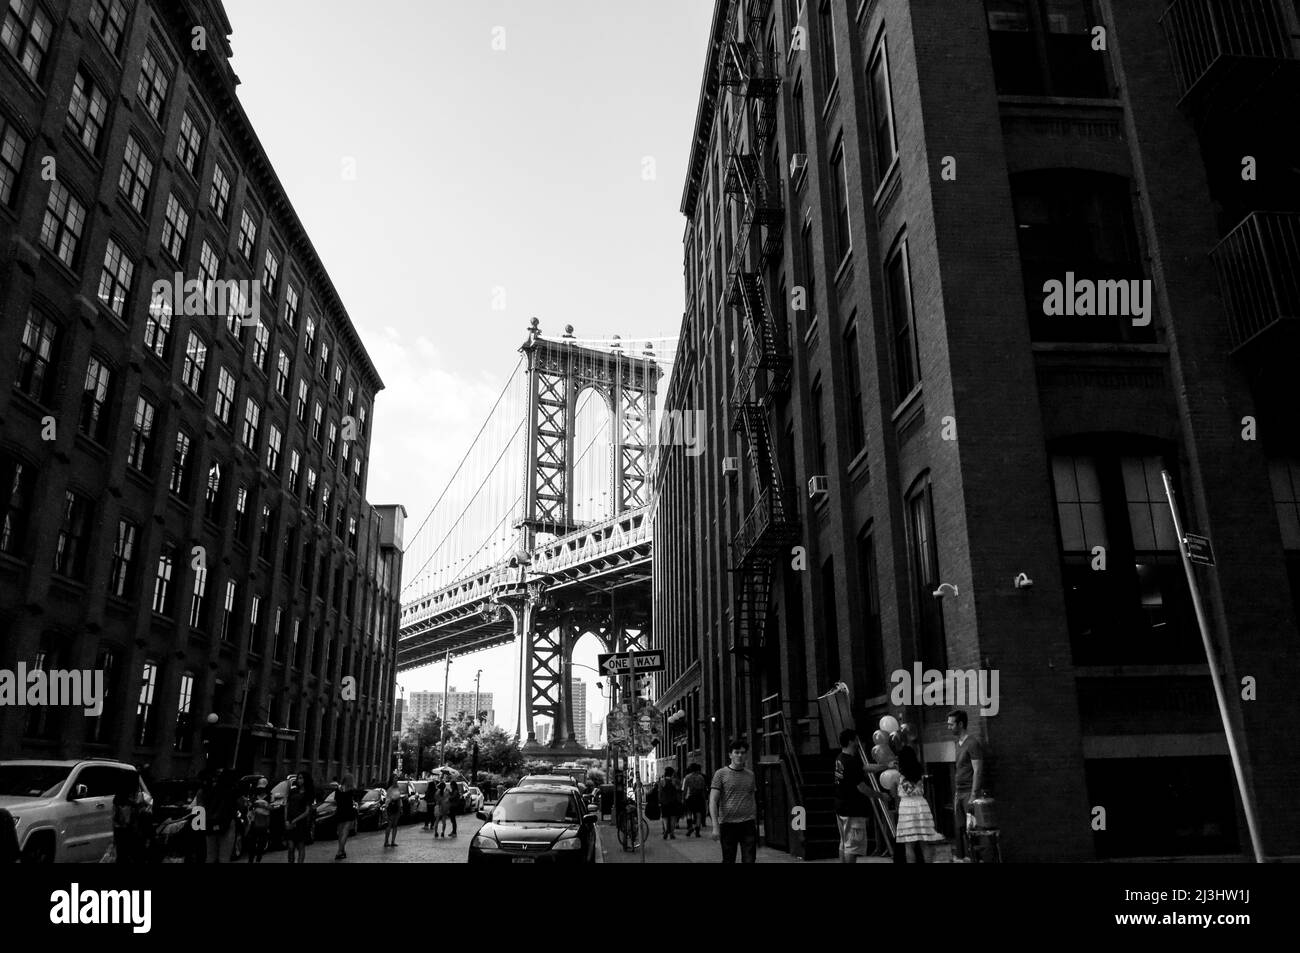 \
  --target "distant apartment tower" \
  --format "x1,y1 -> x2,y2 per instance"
571,679 -> 588,746
653,0 -> 1300,861
408,687 -> 495,727
534,721 -> 552,746
0,0 -> 405,784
